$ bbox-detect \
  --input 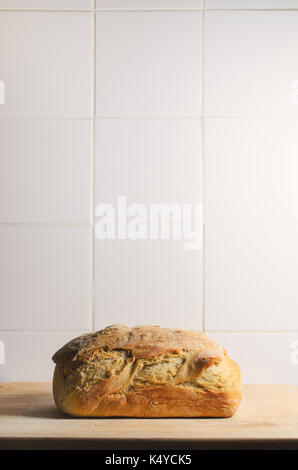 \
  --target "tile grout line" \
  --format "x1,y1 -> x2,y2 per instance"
90,0 -> 96,333
3,222 -> 298,227
0,9 -> 93,12
0,223 -> 92,227
95,115 -> 203,119
0,329 -> 93,333
200,1 -> 205,333
0,116 -> 94,119
204,115 -> 298,118
2,8 -> 298,12
205,8 -> 298,11
1,329 -> 298,334
204,223 -> 298,226
1,115 -> 298,119
205,330 -> 298,334
96,8 -> 298,12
